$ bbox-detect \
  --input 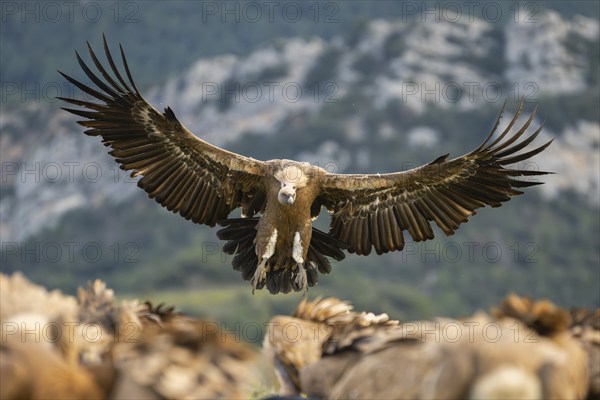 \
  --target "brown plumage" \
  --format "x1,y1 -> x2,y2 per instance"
0,340 -> 105,400
570,308 -> 600,399
263,297 -> 398,396
0,273 -> 263,400
0,274 -> 111,399
60,35 -> 552,294
265,295 -> 591,399
491,292 -> 572,335
110,317 -> 261,399
0,271 -> 78,322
